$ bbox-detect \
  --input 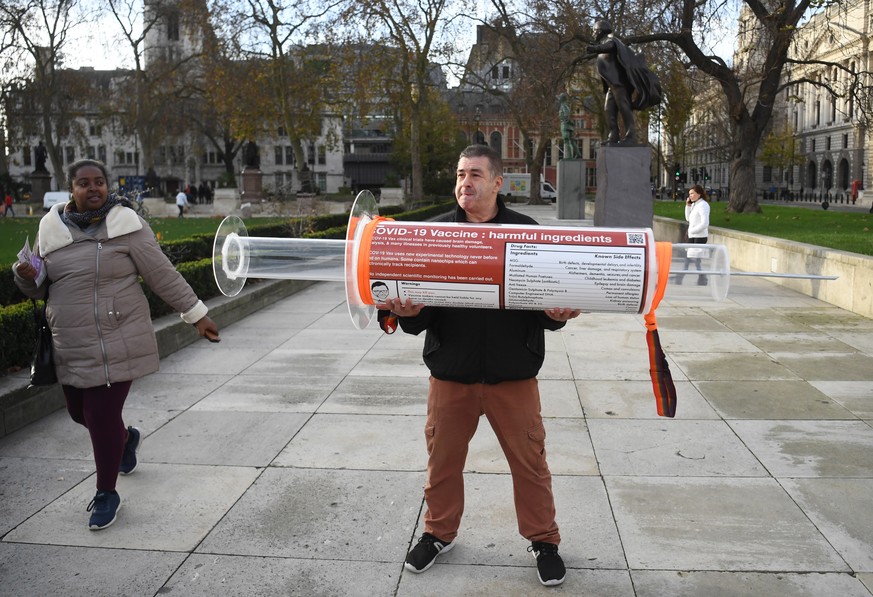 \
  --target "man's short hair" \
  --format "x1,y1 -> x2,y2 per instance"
459,145 -> 503,179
